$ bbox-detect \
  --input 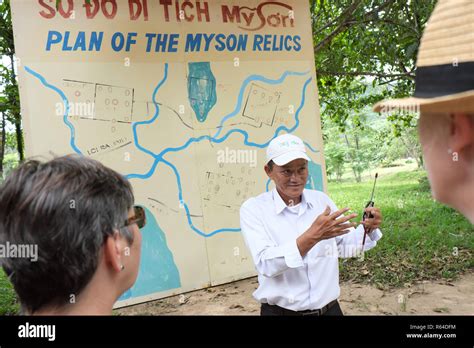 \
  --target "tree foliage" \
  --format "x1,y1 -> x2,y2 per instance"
0,0 -> 23,167
310,0 -> 436,128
